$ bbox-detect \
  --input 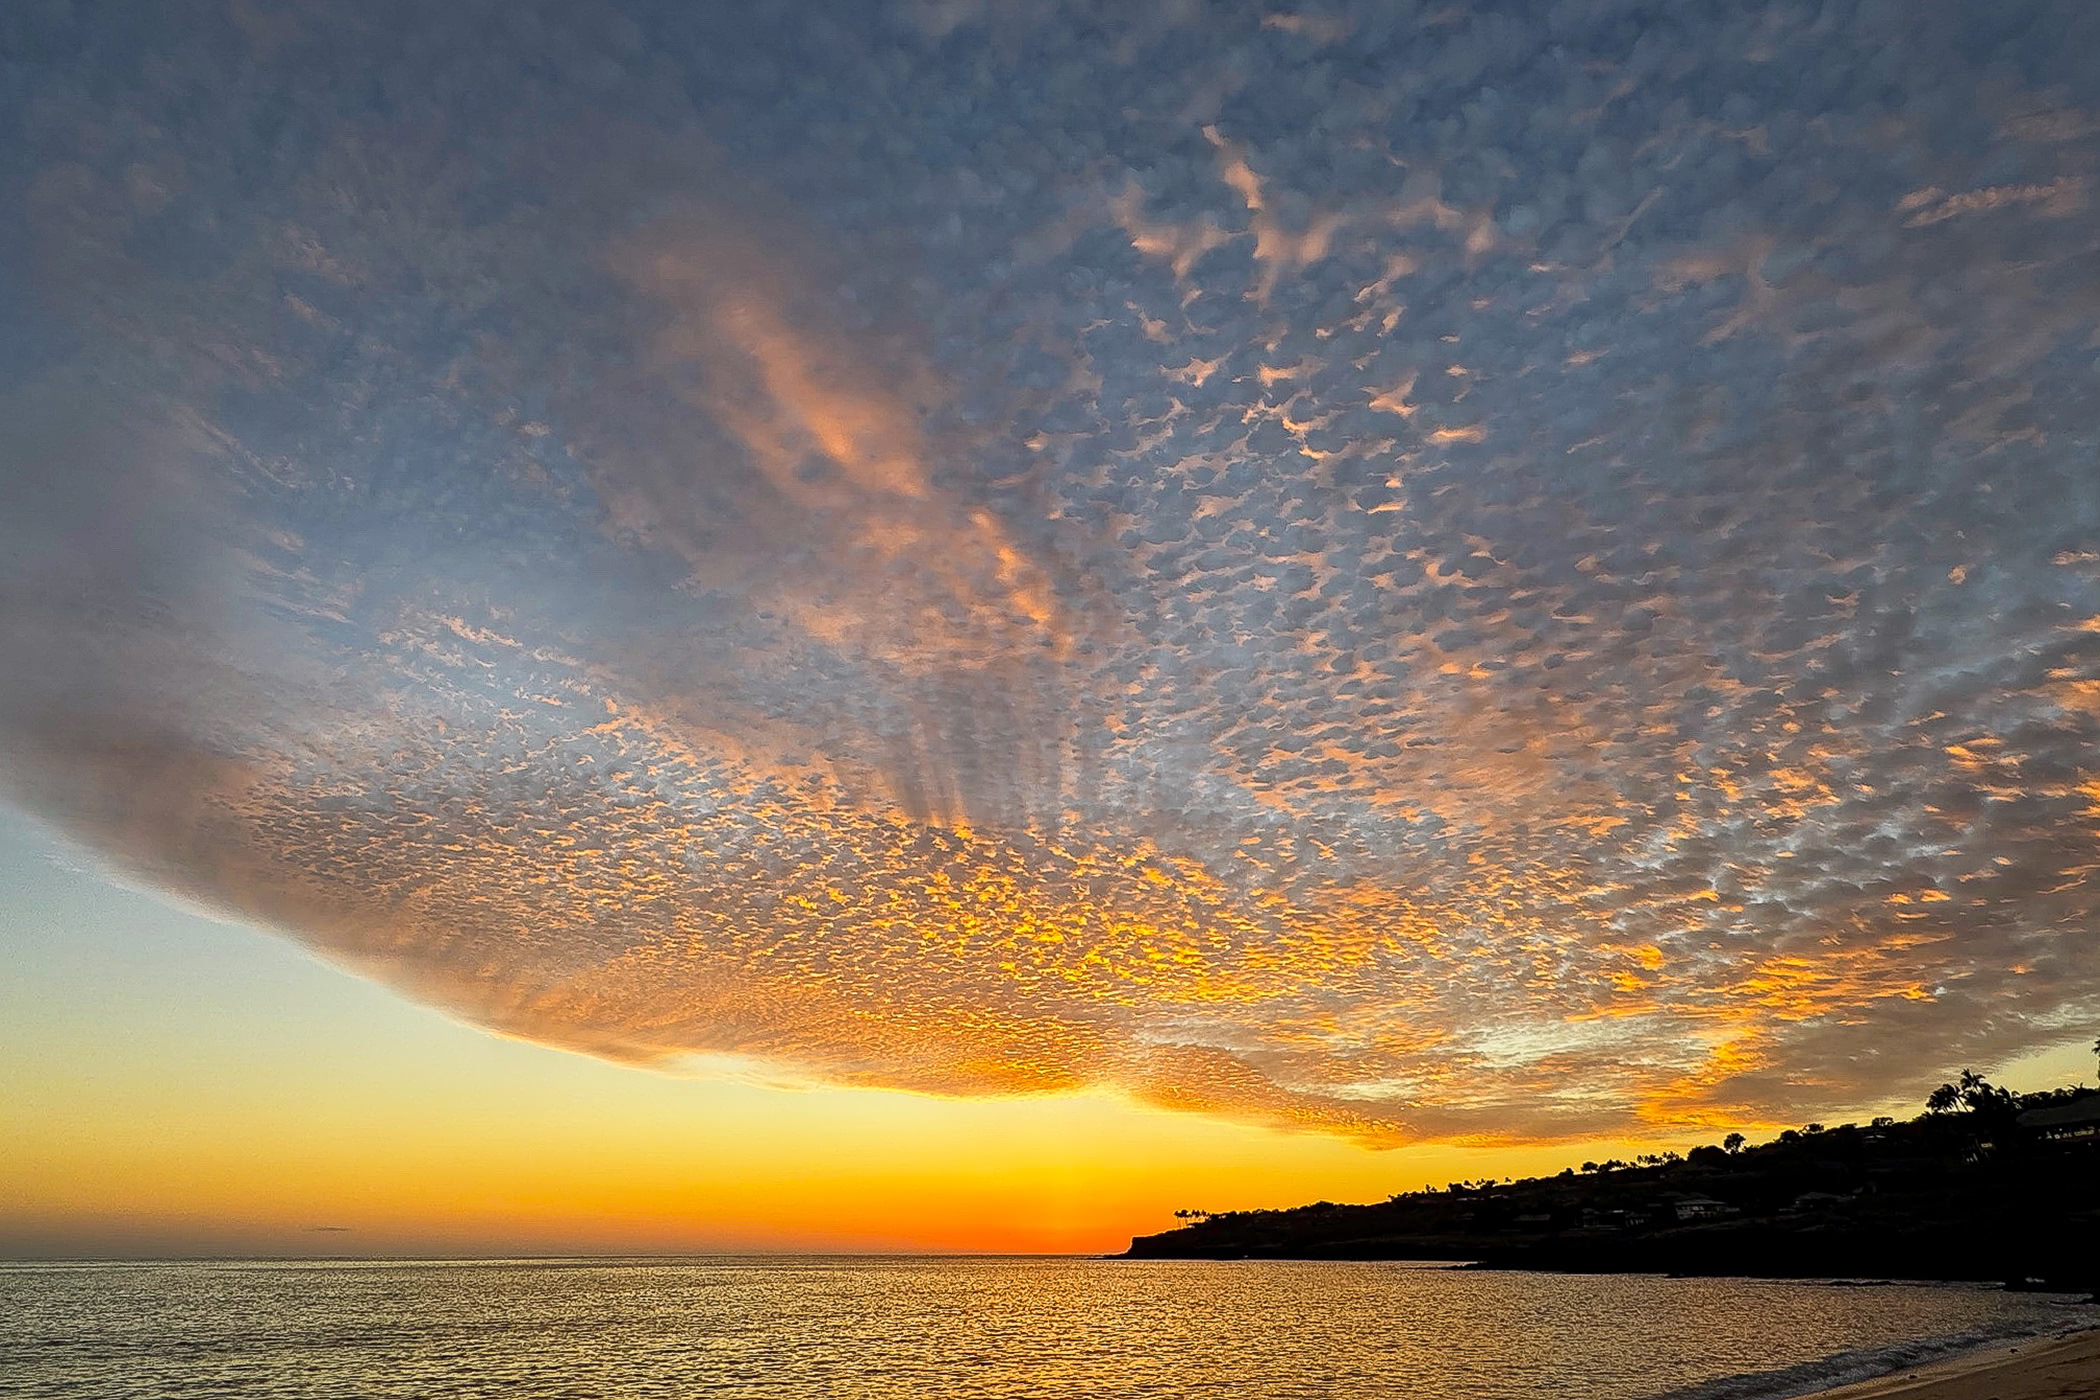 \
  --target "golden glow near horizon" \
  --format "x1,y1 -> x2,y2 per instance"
5,0 -> 2100,1254
6,836 -> 1749,1256
1,818 -> 2095,1256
